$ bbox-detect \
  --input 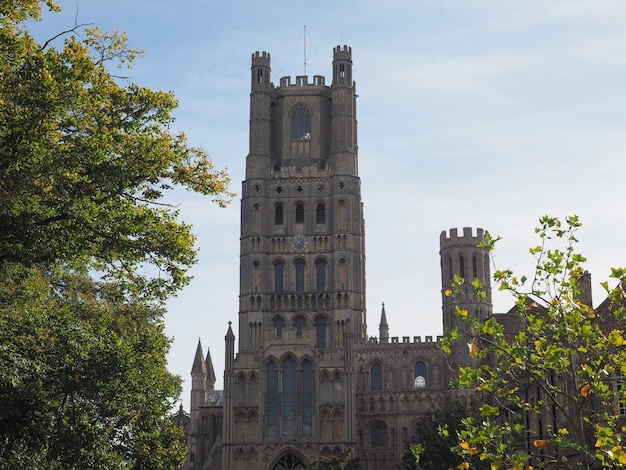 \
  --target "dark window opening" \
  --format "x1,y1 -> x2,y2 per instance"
295,204 -> 304,224
371,363 -> 383,390
316,316 -> 327,348
472,255 -> 478,278
275,205 -> 284,225
459,255 -> 465,278
295,260 -> 305,292
291,104 -> 311,141
316,260 -> 327,292
316,204 -> 326,224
